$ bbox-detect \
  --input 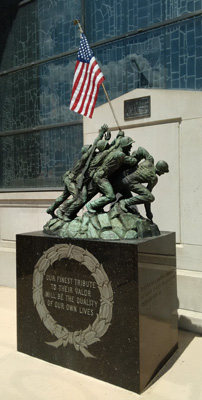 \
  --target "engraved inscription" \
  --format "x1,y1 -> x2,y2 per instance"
32,244 -> 113,358
44,274 -> 98,317
140,270 -> 175,308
